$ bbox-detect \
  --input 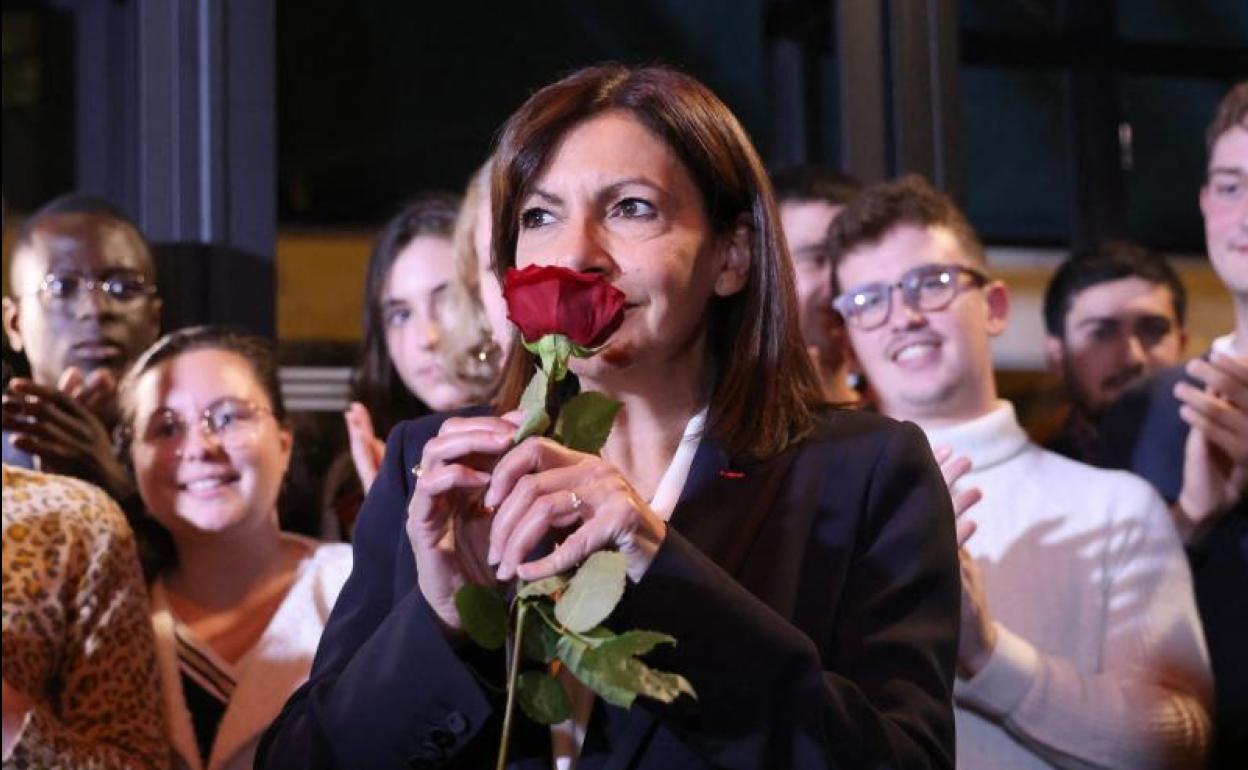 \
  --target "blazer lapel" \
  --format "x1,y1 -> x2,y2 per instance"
669,434 -> 801,576
601,434 -> 802,770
